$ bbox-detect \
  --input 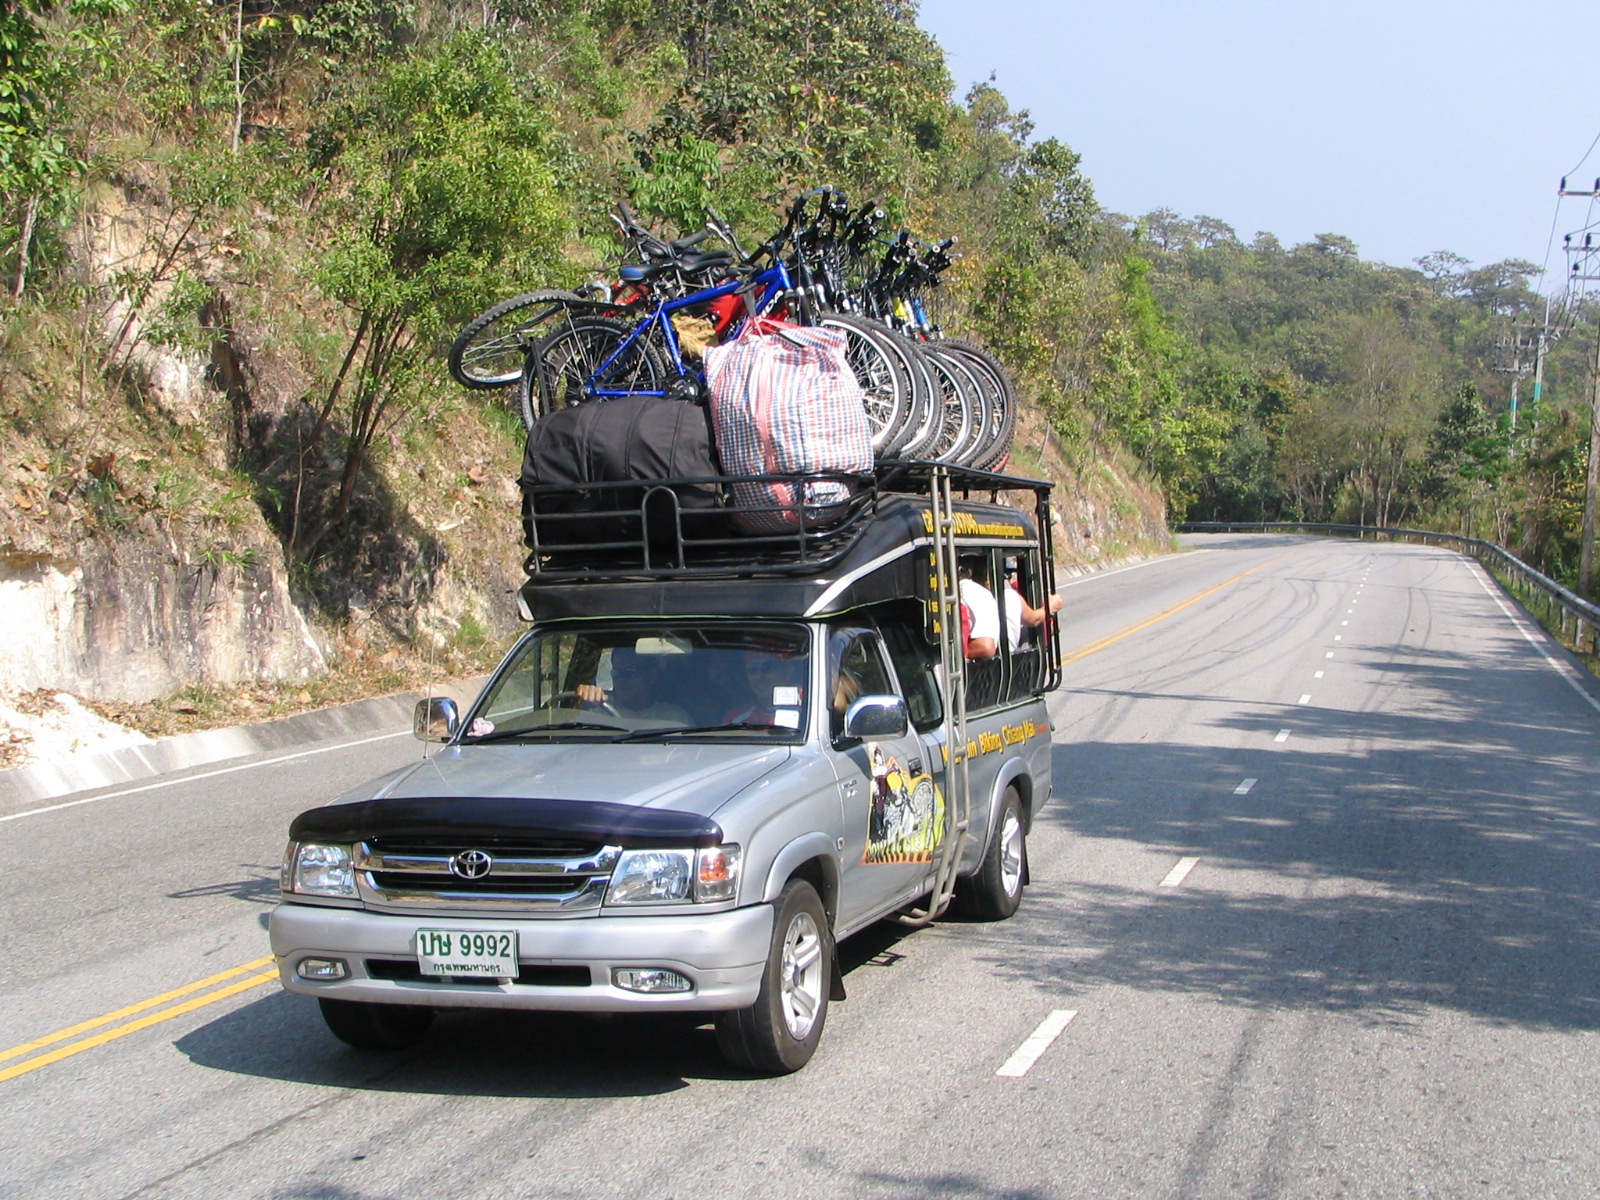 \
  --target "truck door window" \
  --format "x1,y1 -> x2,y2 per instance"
828,629 -> 894,741
878,617 -> 942,732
